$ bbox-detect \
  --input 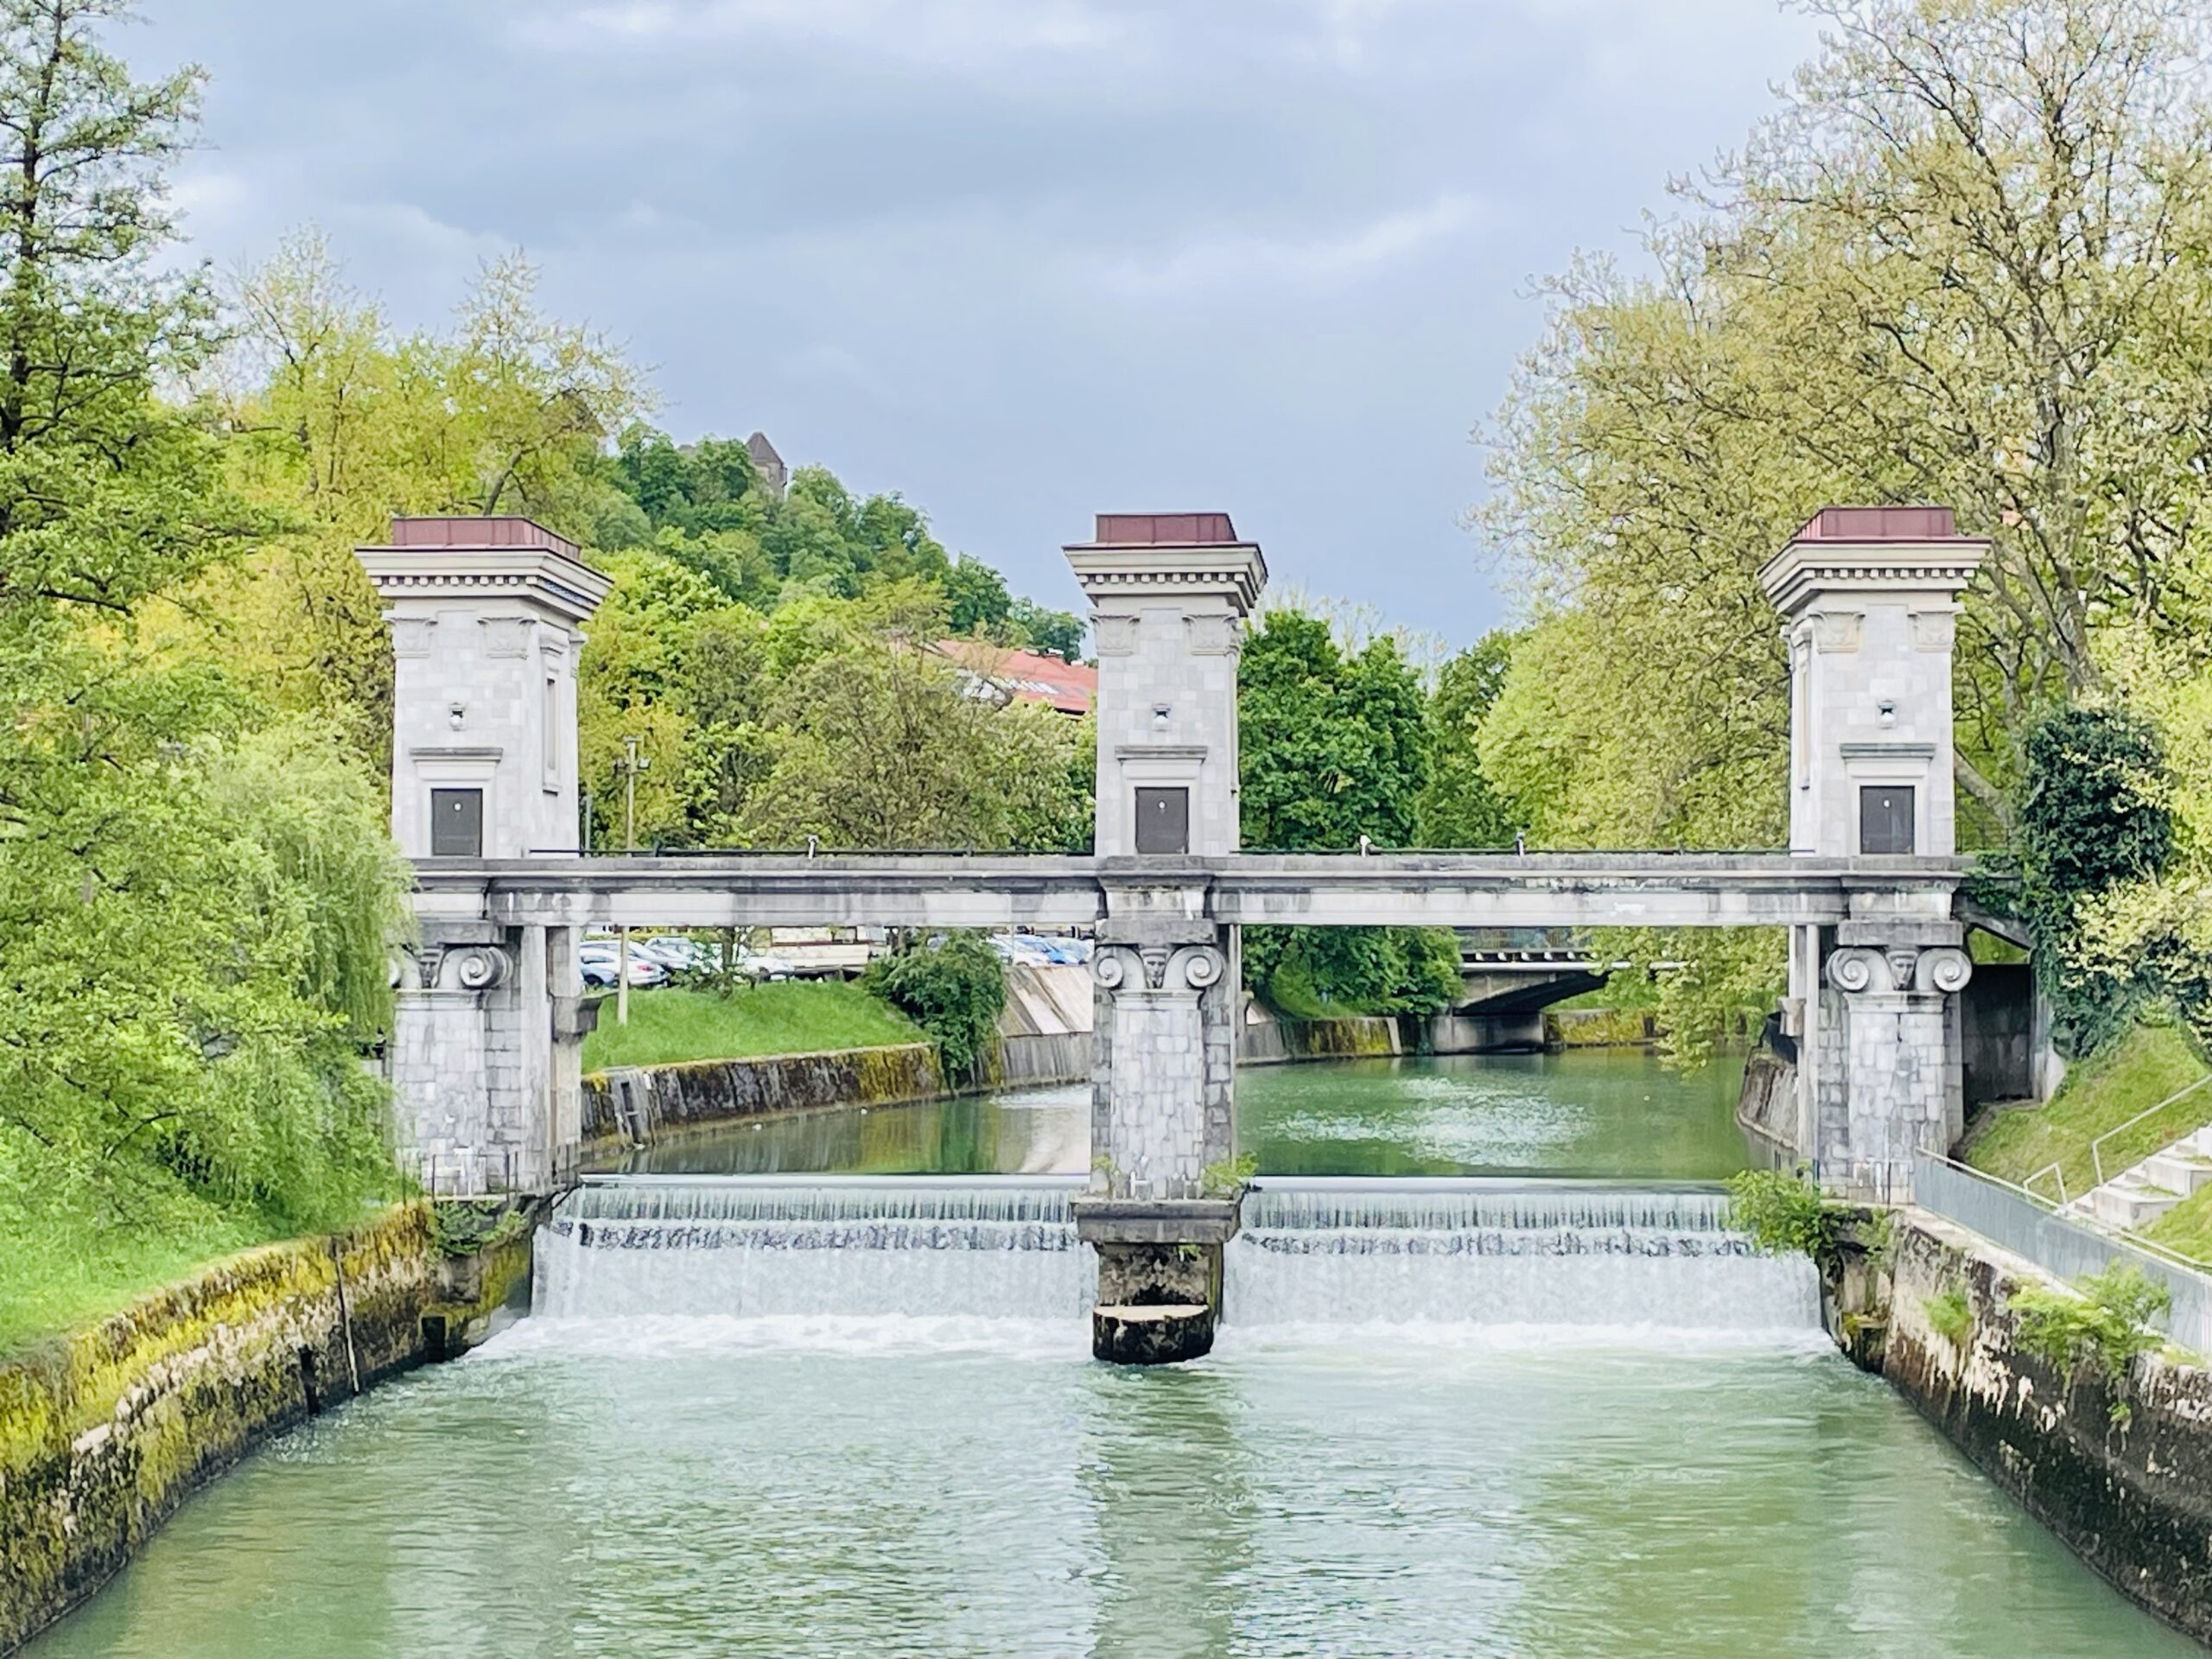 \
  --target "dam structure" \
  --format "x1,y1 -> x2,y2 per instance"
361,504 -> 2003,1356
